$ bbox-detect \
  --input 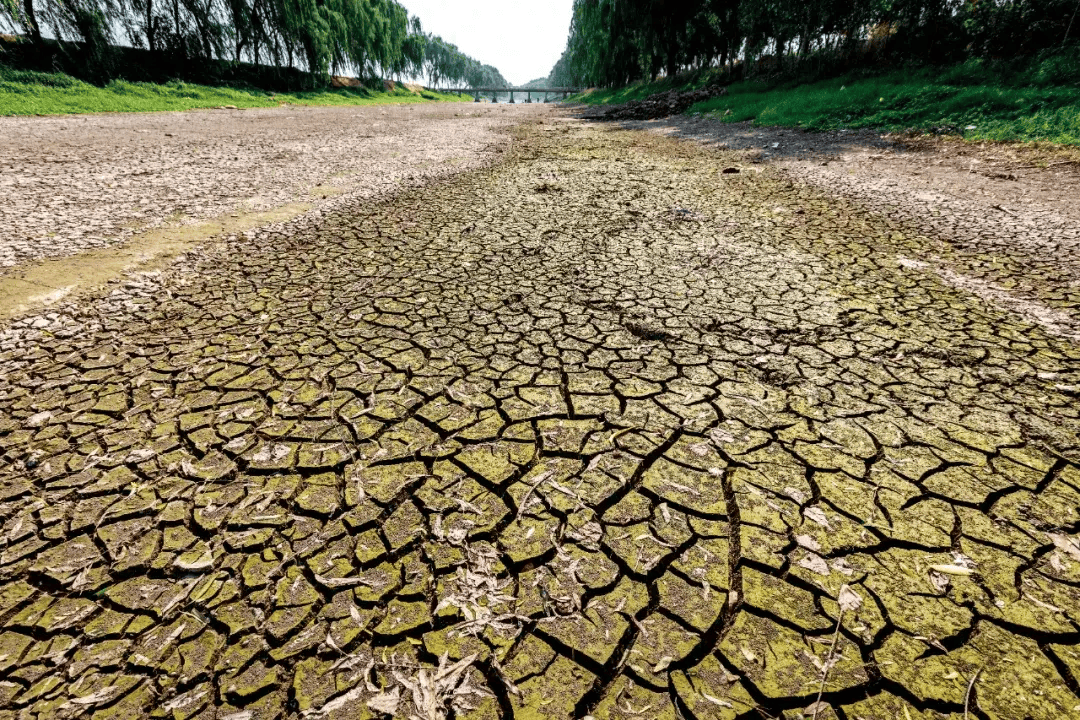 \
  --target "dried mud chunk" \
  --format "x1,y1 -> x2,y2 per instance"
0,631 -> 33,672
878,621 -> 1078,716
739,525 -> 788,569
241,552 -> 279,590
658,570 -> 725,632
214,599 -> 259,636
68,638 -> 131,676
718,611 -> 868,699
373,598 -> 430,637
458,441 -> 531,485
291,656 -> 339,712
215,634 -> 266,675
28,533 -> 102,583
270,619 -> 326,661
838,692 -> 939,719
536,418 -> 604,454
923,463 -> 1012,506
628,612 -> 700,685
37,596 -> 98,632
86,679 -> 155,720
989,571 -> 1080,635
857,548 -> 975,638
178,628 -> 224,682
742,567 -> 830,631
181,450 -> 237,481
381,500 -> 425,550
500,517 -> 556,563
295,485 -> 341,516
592,674 -> 677,719
791,440 -> 865,478
83,608 -> 135,639
512,652 -> 594,719
224,661 -> 279,702
266,603 -> 314,643
154,683 -> 213,720
642,457 -> 726,514
671,536 -> 730,590
733,484 -> 796,534
672,653 -> 755,718
871,470 -> 954,546
555,545 -> 619,590
540,605 -> 628,666
352,461 -> 425,505
604,522 -> 671,574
